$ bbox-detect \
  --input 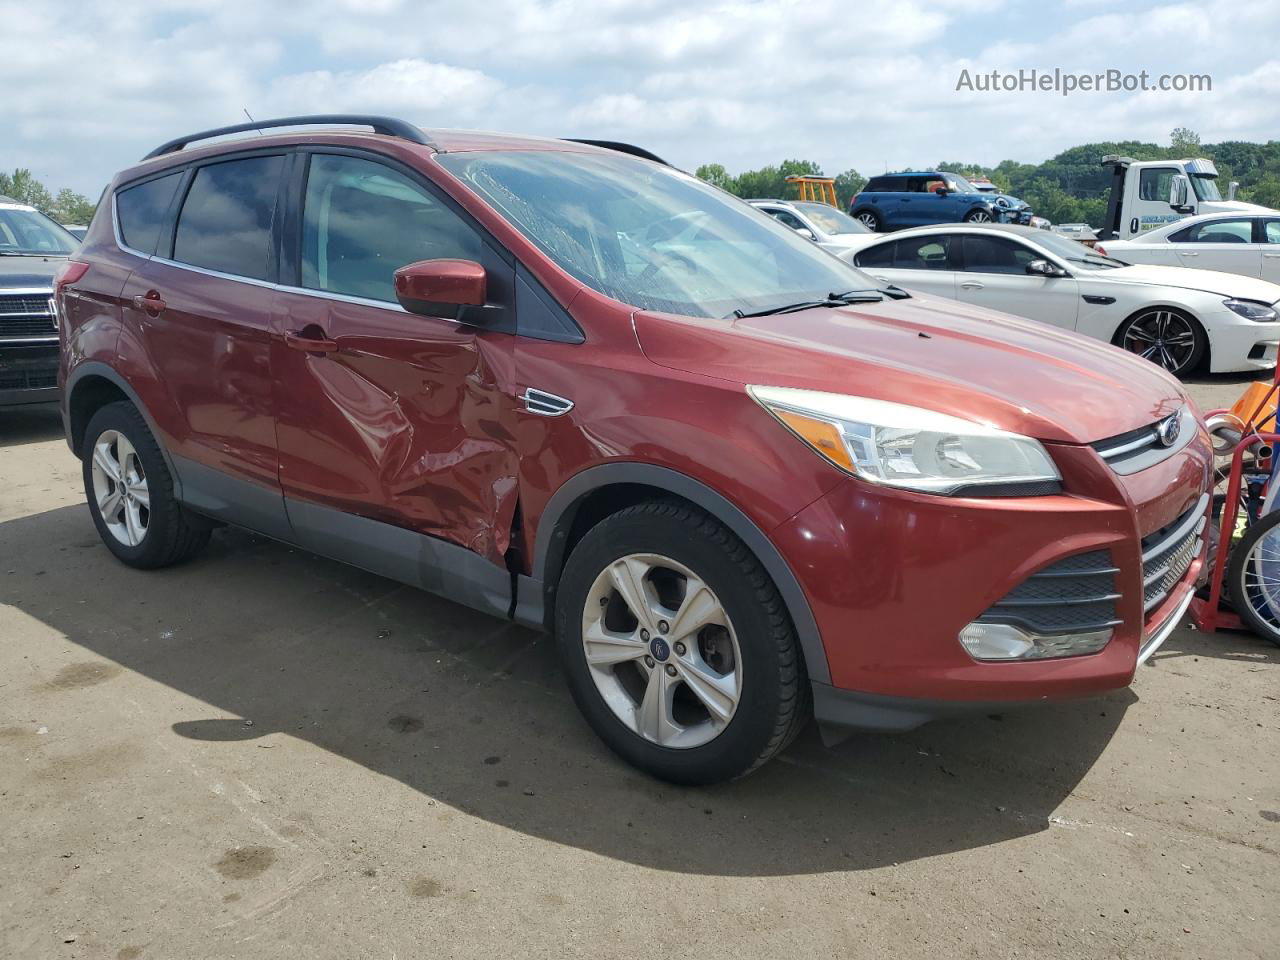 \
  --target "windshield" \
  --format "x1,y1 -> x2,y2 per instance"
1029,231 -> 1125,269
436,151 -> 878,318
1190,175 -> 1223,202
793,202 -> 870,235
0,207 -> 78,256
